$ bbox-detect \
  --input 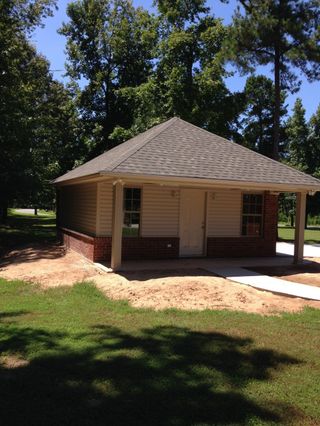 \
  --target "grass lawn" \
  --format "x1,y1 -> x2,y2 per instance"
0,209 -> 56,255
0,212 -> 319,424
278,226 -> 320,244
0,279 -> 319,425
